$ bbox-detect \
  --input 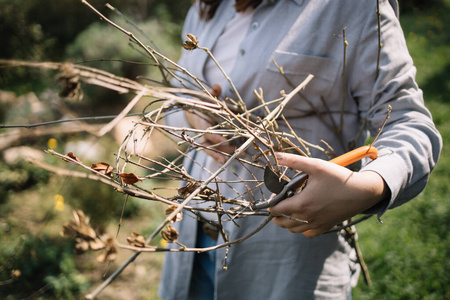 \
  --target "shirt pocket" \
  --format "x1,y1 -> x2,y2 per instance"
263,50 -> 342,115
